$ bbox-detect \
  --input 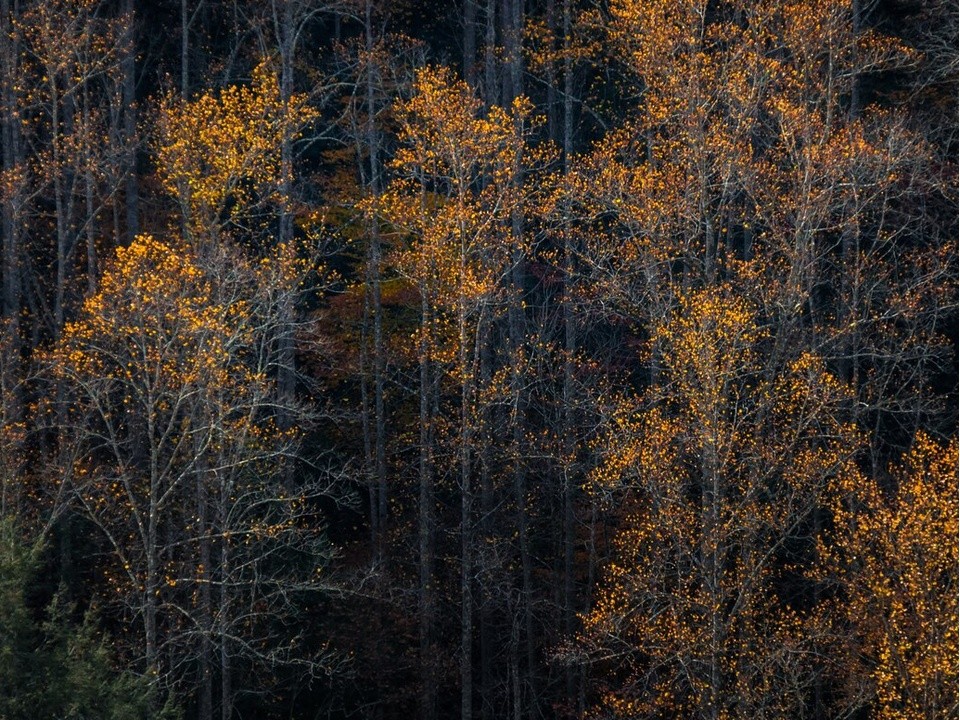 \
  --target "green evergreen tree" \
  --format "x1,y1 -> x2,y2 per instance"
0,519 -> 167,720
